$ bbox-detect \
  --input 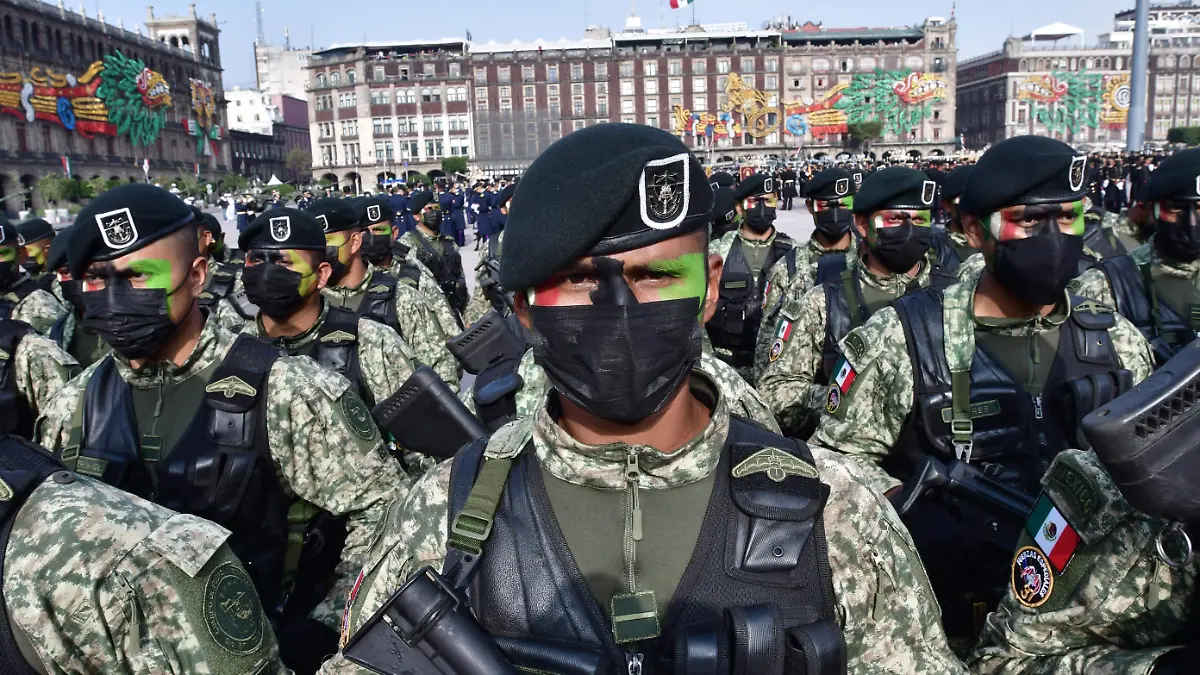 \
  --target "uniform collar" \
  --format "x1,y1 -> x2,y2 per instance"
113,312 -> 235,387
738,228 -> 776,246
951,271 -> 1070,337
324,265 -> 377,299
857,250 -> 930,295
1145,235 -> 1200,279
806,235 -> 847,256
247,300 -> 329,352
533,373 -> 730,491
